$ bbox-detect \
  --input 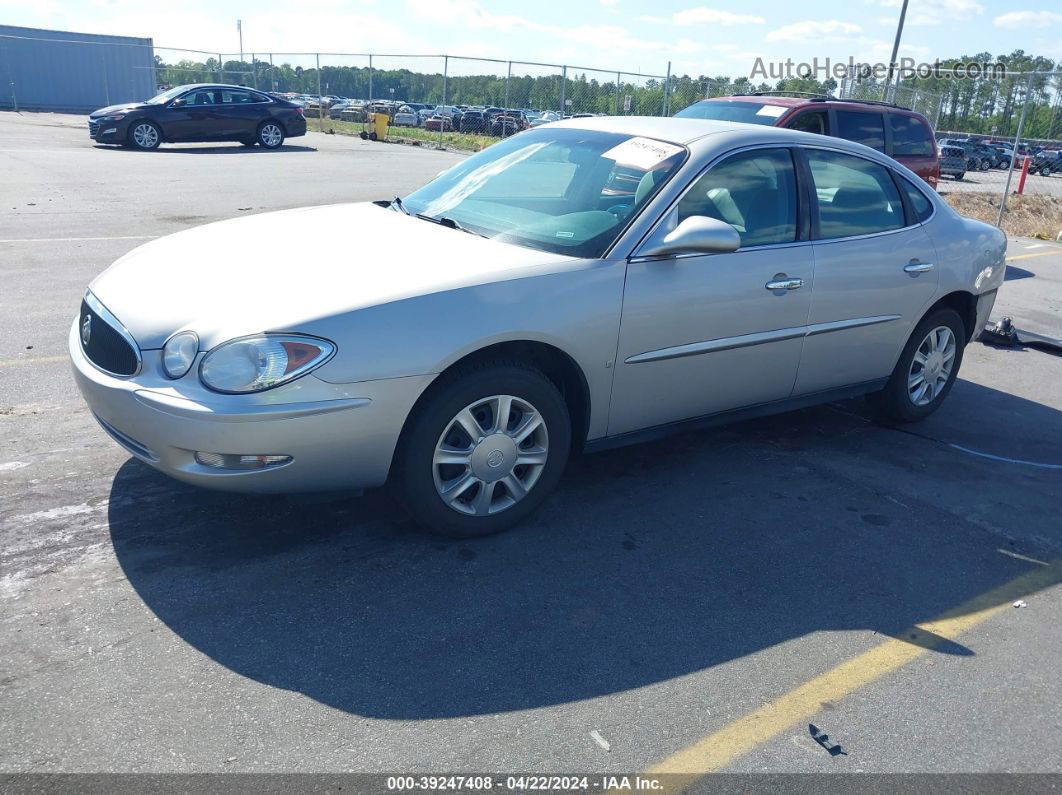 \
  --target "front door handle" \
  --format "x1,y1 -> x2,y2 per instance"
765,277 -> 803,291
904,261 -> 935,274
